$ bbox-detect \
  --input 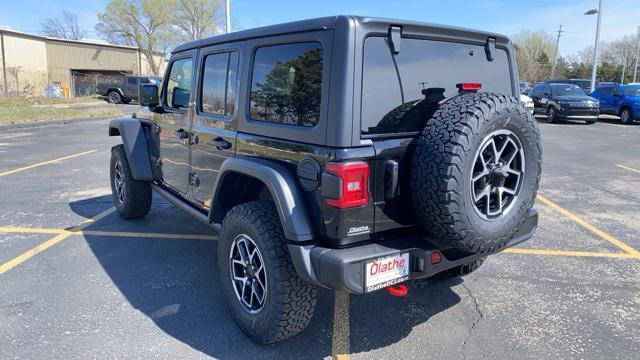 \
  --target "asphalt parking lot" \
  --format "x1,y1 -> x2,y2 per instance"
1,115 -> 639,359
